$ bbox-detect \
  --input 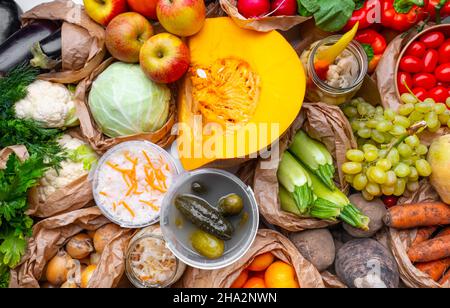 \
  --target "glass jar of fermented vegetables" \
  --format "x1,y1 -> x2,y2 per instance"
125,225 -> 186,288
301,36 -> 368,105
